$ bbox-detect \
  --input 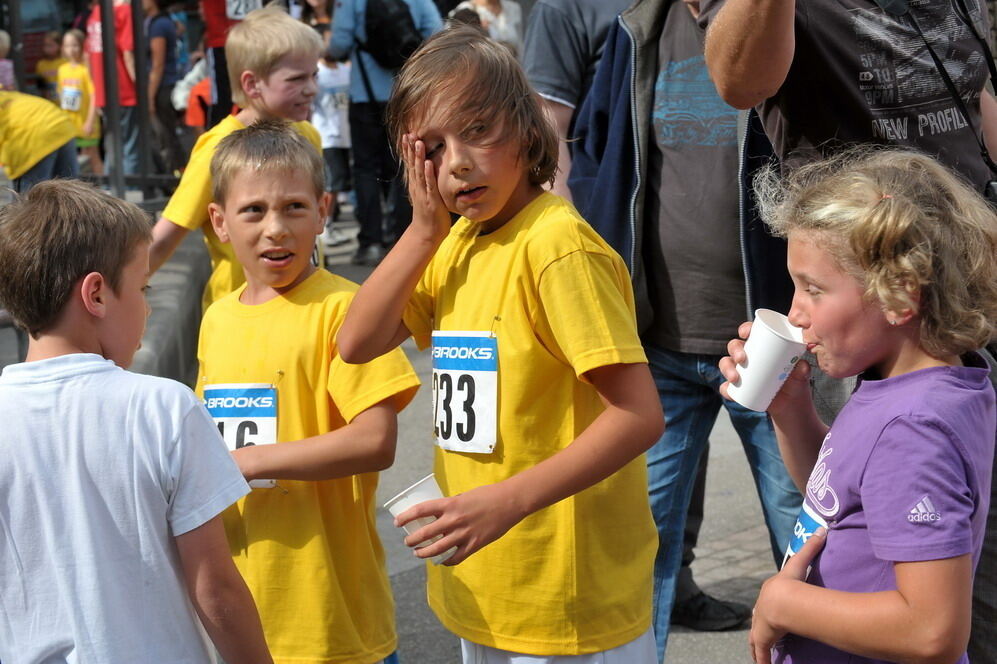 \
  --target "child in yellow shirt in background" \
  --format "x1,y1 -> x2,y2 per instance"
149,5 -> 323,311
339,26 -> 663,663
0,91 -> 77,193
57,29 -> 102,176
35,31 -> 65,101
198,120 -> 420,663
